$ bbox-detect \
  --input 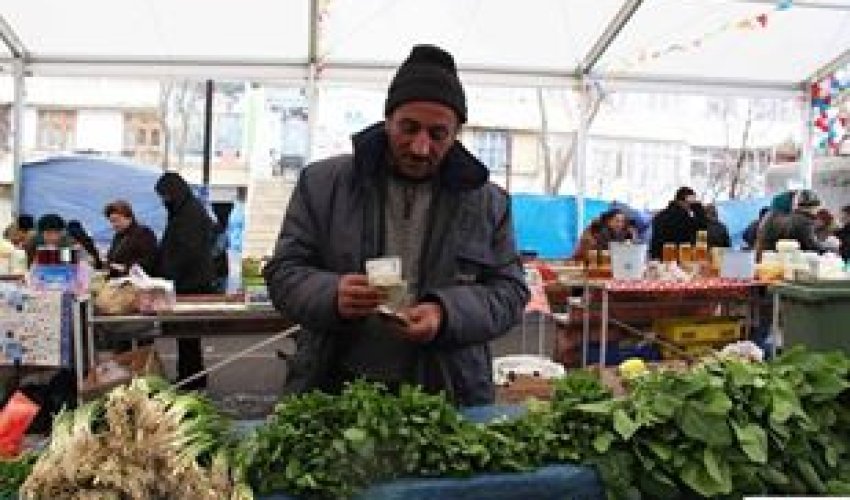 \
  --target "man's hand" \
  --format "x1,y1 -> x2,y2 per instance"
394,302 -> 443,343
337,274 -> 383,319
